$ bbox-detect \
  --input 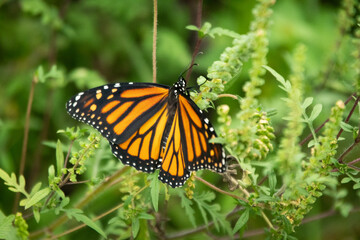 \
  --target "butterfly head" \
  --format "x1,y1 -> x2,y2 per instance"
171,76 -> 187,97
